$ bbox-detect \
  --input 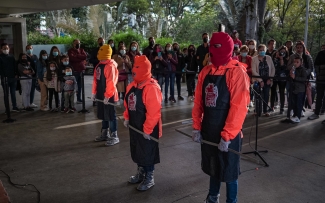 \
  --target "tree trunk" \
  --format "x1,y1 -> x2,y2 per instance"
245,0 -> 258,40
